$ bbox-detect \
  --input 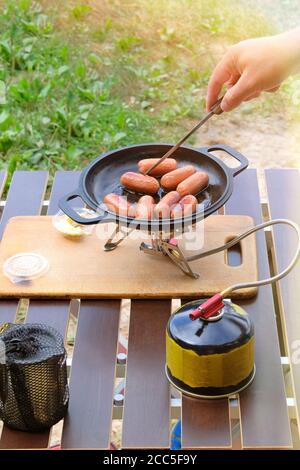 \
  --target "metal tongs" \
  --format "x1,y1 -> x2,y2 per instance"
144,96 -> 224,176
